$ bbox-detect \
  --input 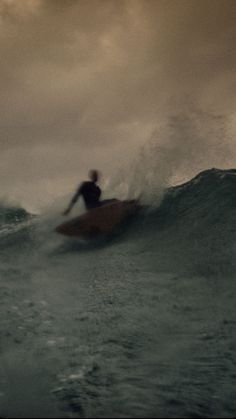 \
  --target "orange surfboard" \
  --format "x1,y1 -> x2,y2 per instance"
56,200 -> 139,239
